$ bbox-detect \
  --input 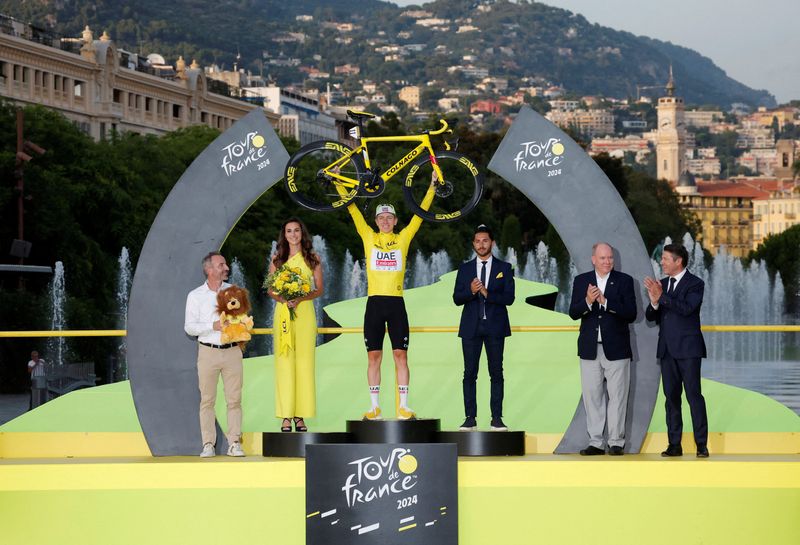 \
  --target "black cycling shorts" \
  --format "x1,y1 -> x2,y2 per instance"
363,296 -> 409,351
